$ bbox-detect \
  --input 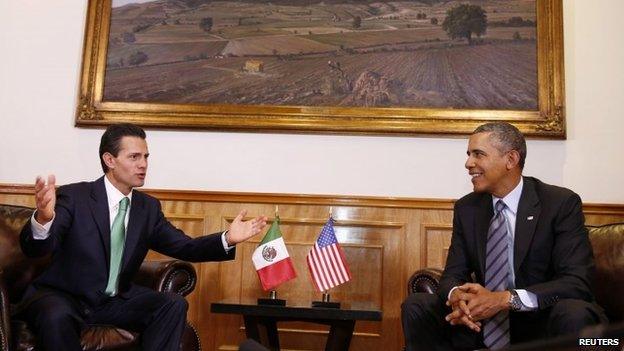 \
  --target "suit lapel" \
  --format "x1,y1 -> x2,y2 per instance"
122,191 -> 145,271
514,177 -> 541,272
89,177 -> 111,265
475,194 -> 494,278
